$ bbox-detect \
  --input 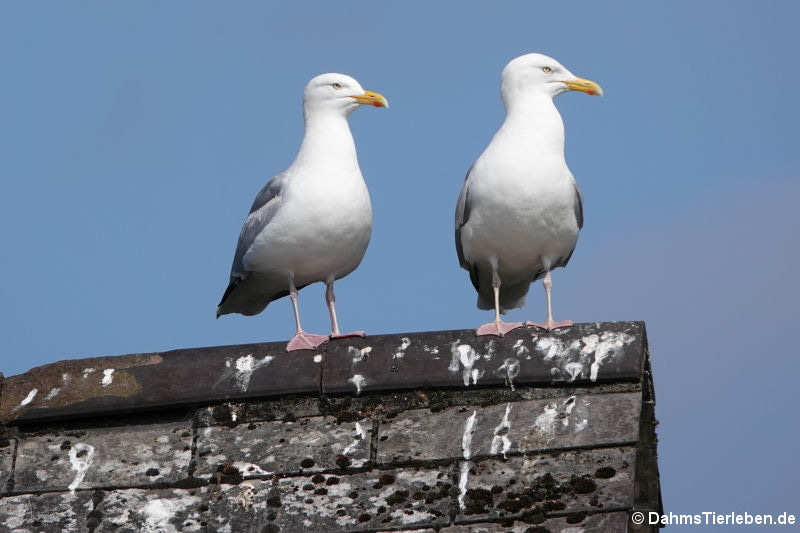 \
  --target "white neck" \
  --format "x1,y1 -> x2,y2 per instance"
294,110 -> 359,173
499,93 -> 565,155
